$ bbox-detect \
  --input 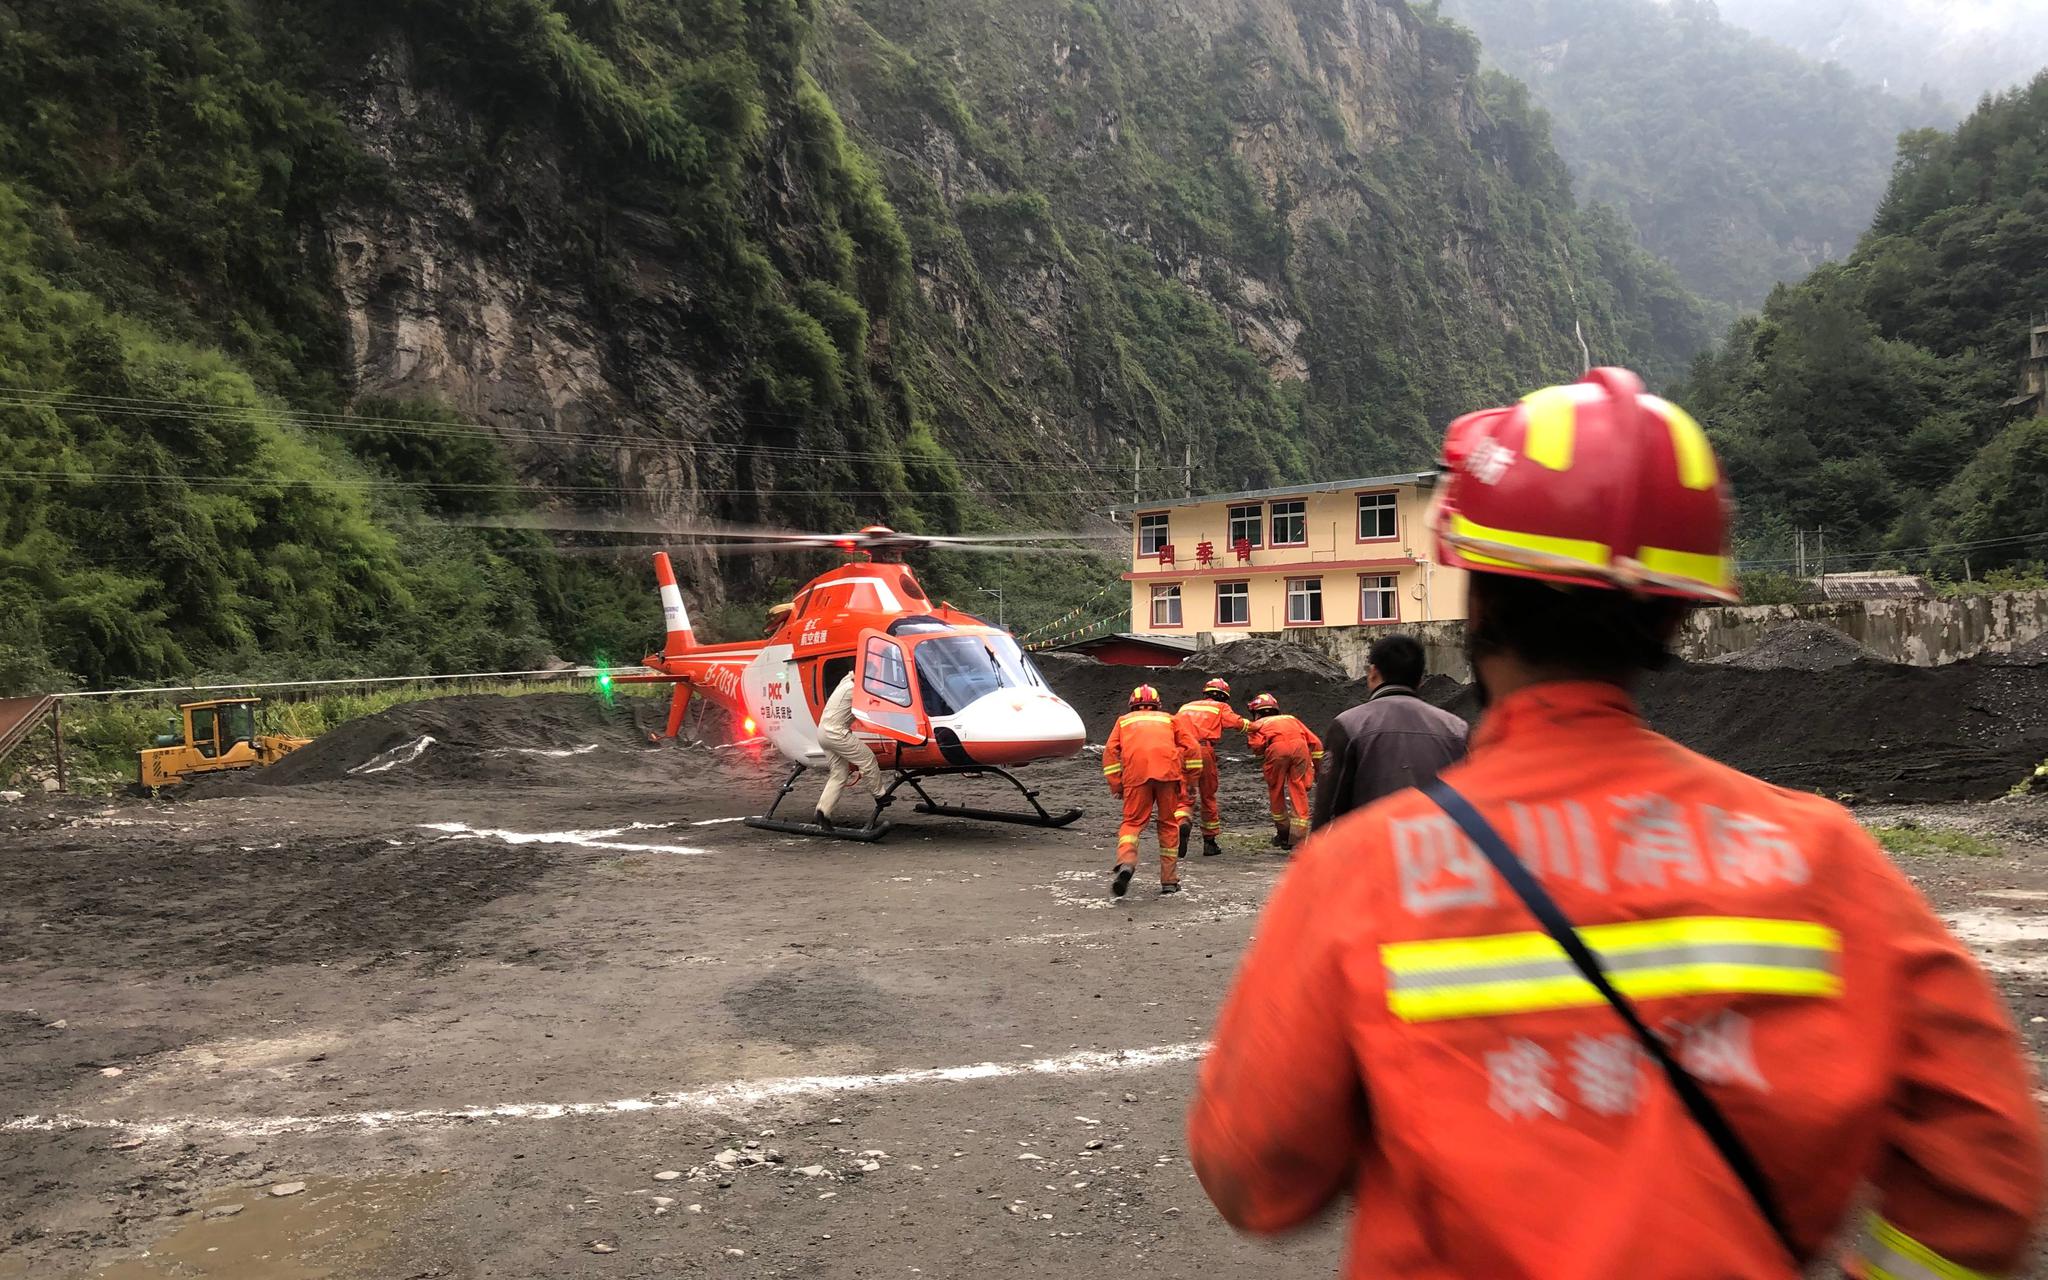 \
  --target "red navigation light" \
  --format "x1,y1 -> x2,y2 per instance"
742,716 -> 759,737
835,540 -> 856,552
